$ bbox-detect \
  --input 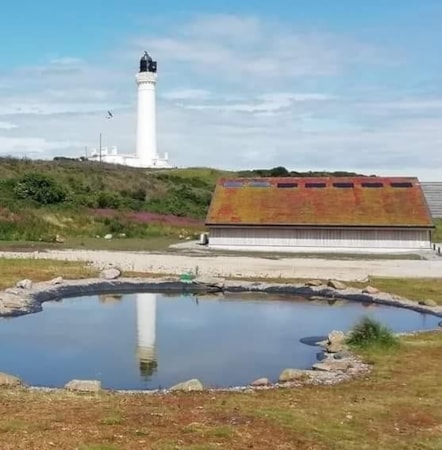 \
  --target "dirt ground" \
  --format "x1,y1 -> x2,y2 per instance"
1,249 -> 442,281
